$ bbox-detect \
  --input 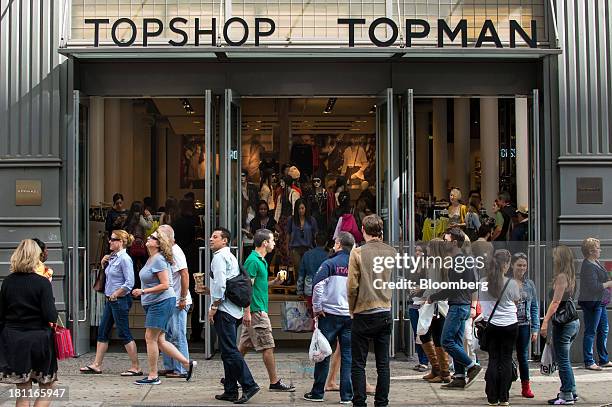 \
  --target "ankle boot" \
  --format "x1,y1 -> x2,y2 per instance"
521,380 -> 534,398
420,341 -> 439,380
429,347 -> 451,383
